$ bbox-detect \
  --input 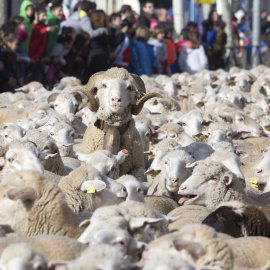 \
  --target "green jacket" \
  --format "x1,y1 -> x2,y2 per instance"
45,8 -> 60,56
19,0 -> 35,55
